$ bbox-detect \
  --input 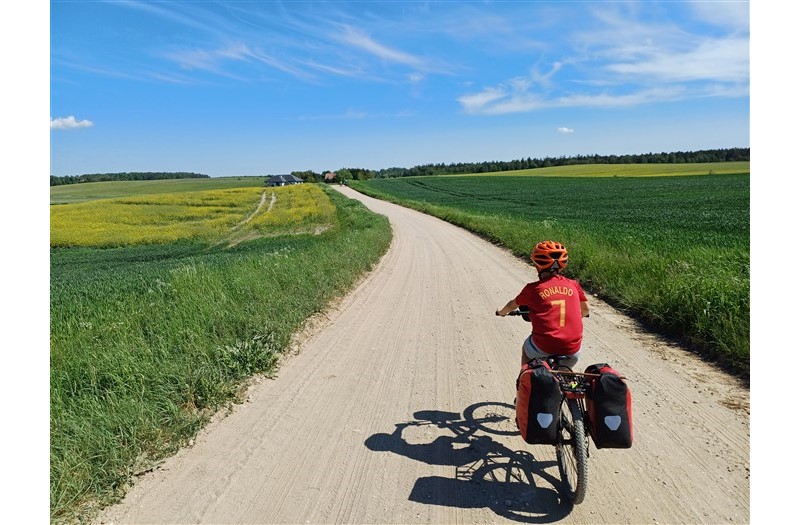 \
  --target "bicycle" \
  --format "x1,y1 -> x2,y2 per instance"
508,307 -> 594,505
